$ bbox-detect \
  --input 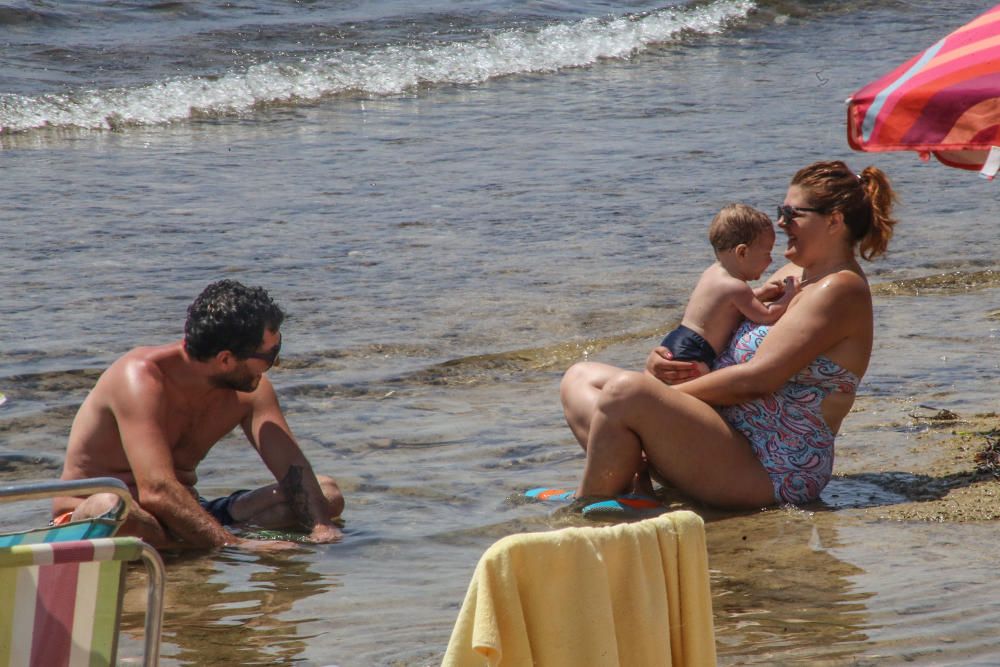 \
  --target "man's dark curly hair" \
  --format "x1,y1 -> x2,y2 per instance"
184,280 -> 285,361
